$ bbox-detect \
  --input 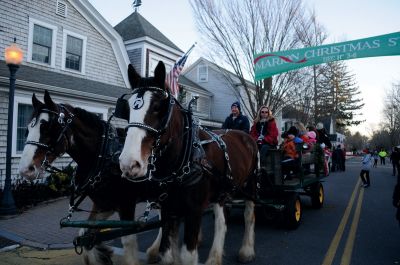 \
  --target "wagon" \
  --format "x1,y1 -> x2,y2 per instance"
228,144 -> 327,230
